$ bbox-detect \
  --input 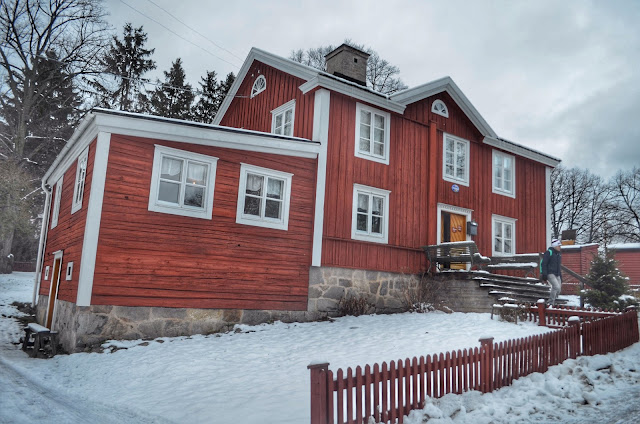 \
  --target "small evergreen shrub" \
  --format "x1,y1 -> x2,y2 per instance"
584,251 -> 638,311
